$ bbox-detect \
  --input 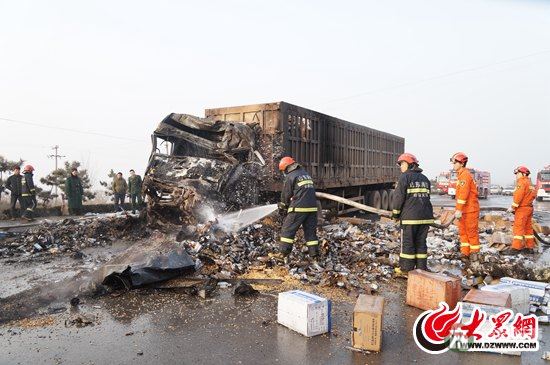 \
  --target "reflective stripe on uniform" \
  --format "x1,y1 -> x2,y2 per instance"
26,208 -> 33,211
392,209 -> 401,214
469,245 -> 480,250
306,240 -> 318,246
287,207 -> 318,213
416,253 -> 428,259
457,199 -> 467,204
297,180 -> 314,186
399,253 -> 416,259
512,202 -> 519,207
524,235 -> 535,239
22,193 -> 31,196
401,219 -> 435,225
460,242 -> 470,247
407,188 -> 430,194
280,237 -> 294,243
513,235 -> 524,240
